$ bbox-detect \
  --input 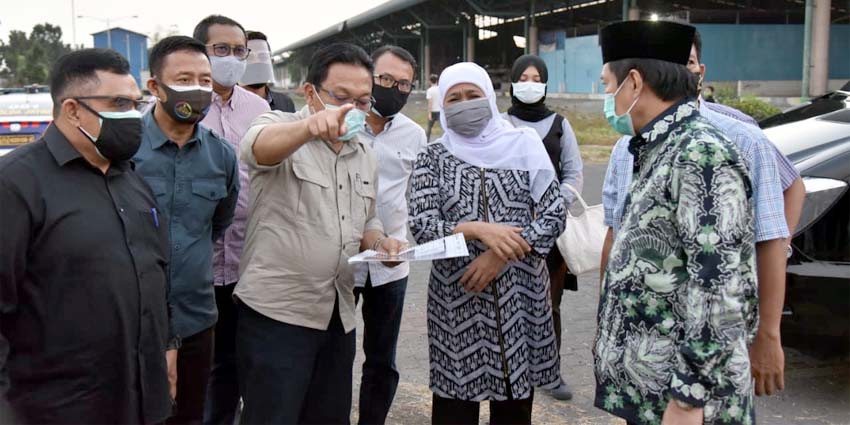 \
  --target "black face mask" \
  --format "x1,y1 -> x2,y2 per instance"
694,72 -> 704,98
371,85 -> 409,118
157,81 -> 213,124
76,101 -> 143,162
